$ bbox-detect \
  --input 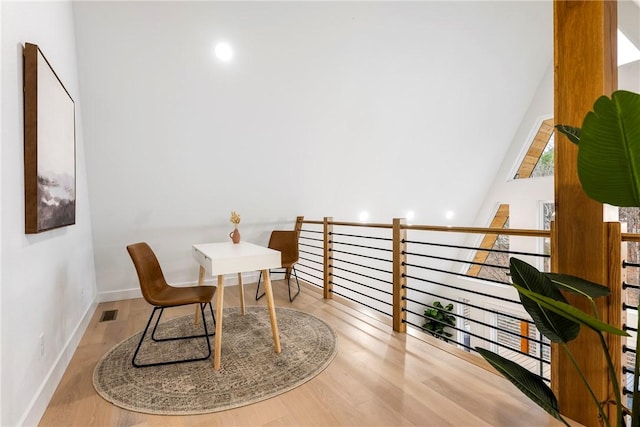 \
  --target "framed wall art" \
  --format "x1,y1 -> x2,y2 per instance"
23,42 -> 76,233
